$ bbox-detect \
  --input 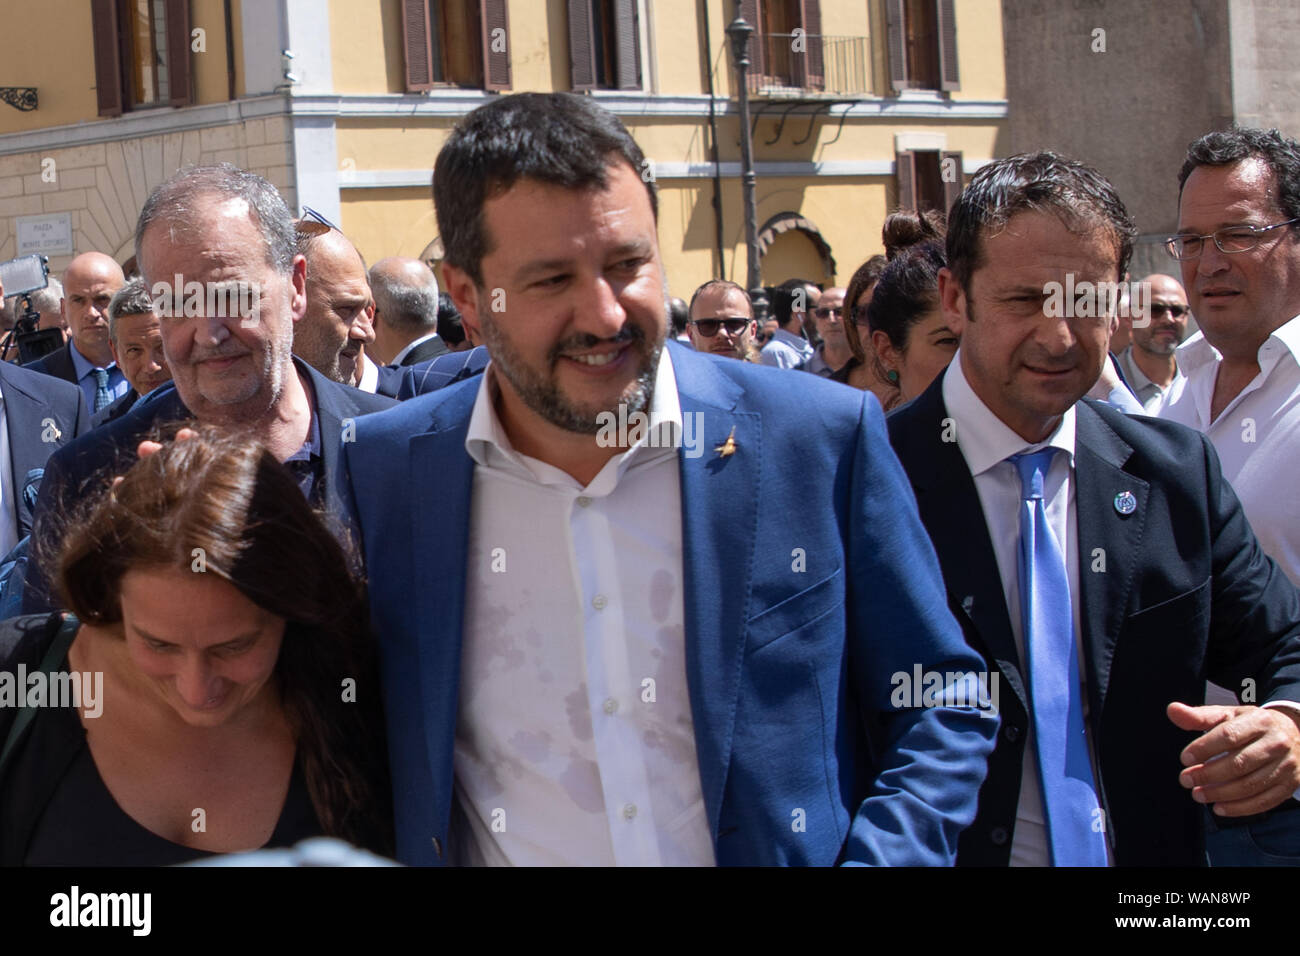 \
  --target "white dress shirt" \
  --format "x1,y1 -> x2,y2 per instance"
356,353 -> 380,394
451,349 -> 715,866
1161,317 -> 1300,587
943,354 -> 1101,867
